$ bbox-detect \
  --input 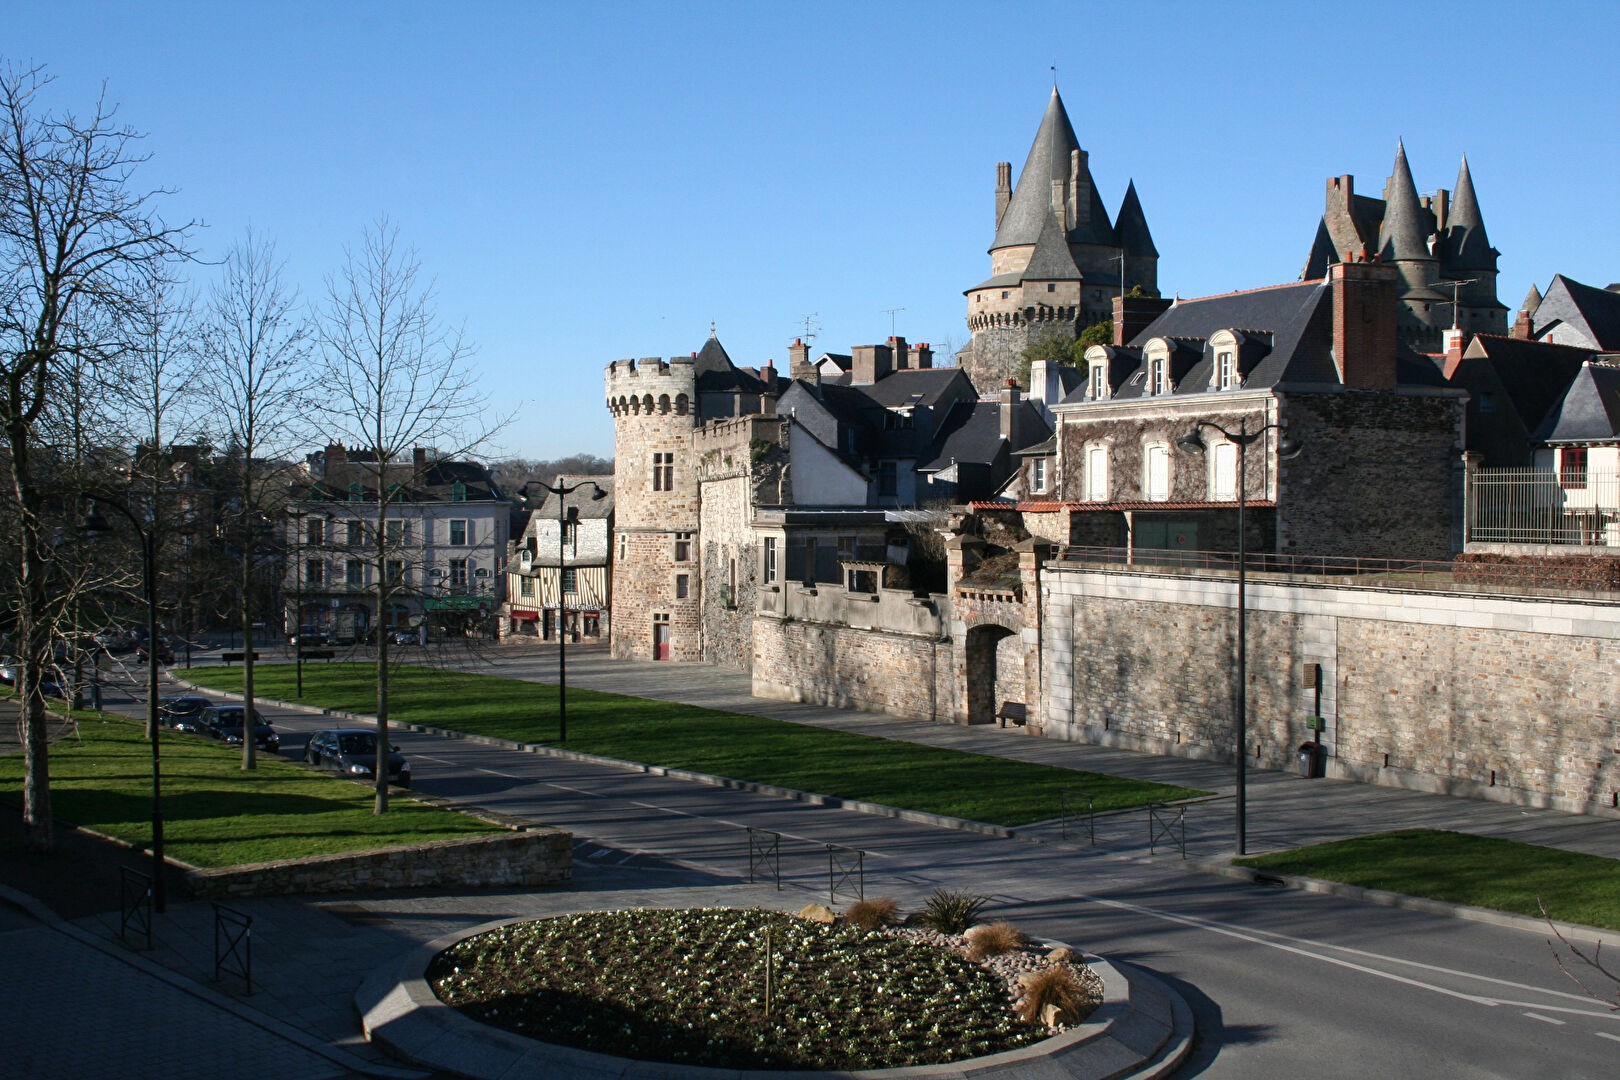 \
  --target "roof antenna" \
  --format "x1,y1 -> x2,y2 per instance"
883,307 -> 906,337
798,312 -> 820,346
